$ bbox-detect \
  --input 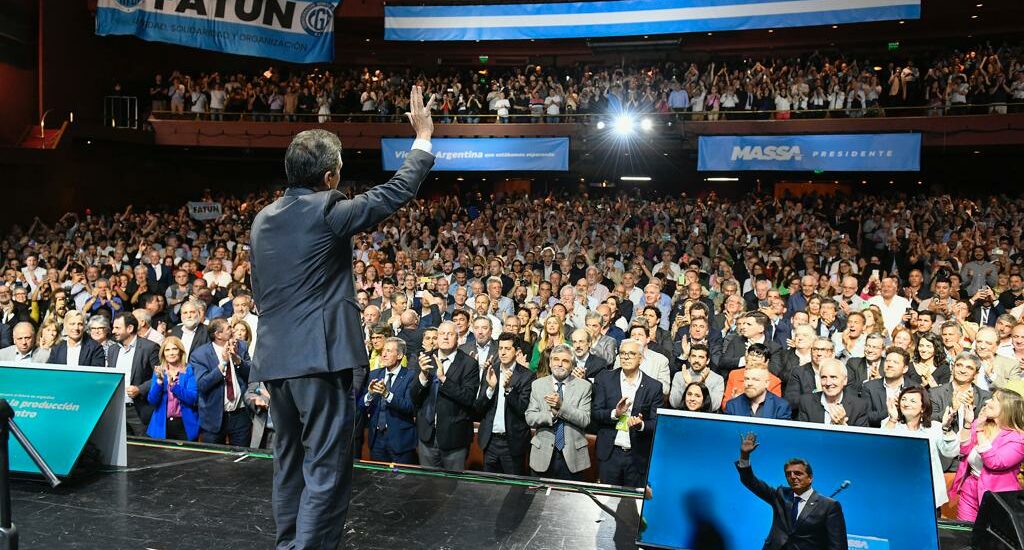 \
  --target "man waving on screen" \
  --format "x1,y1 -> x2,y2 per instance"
735,432 -> 847,550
